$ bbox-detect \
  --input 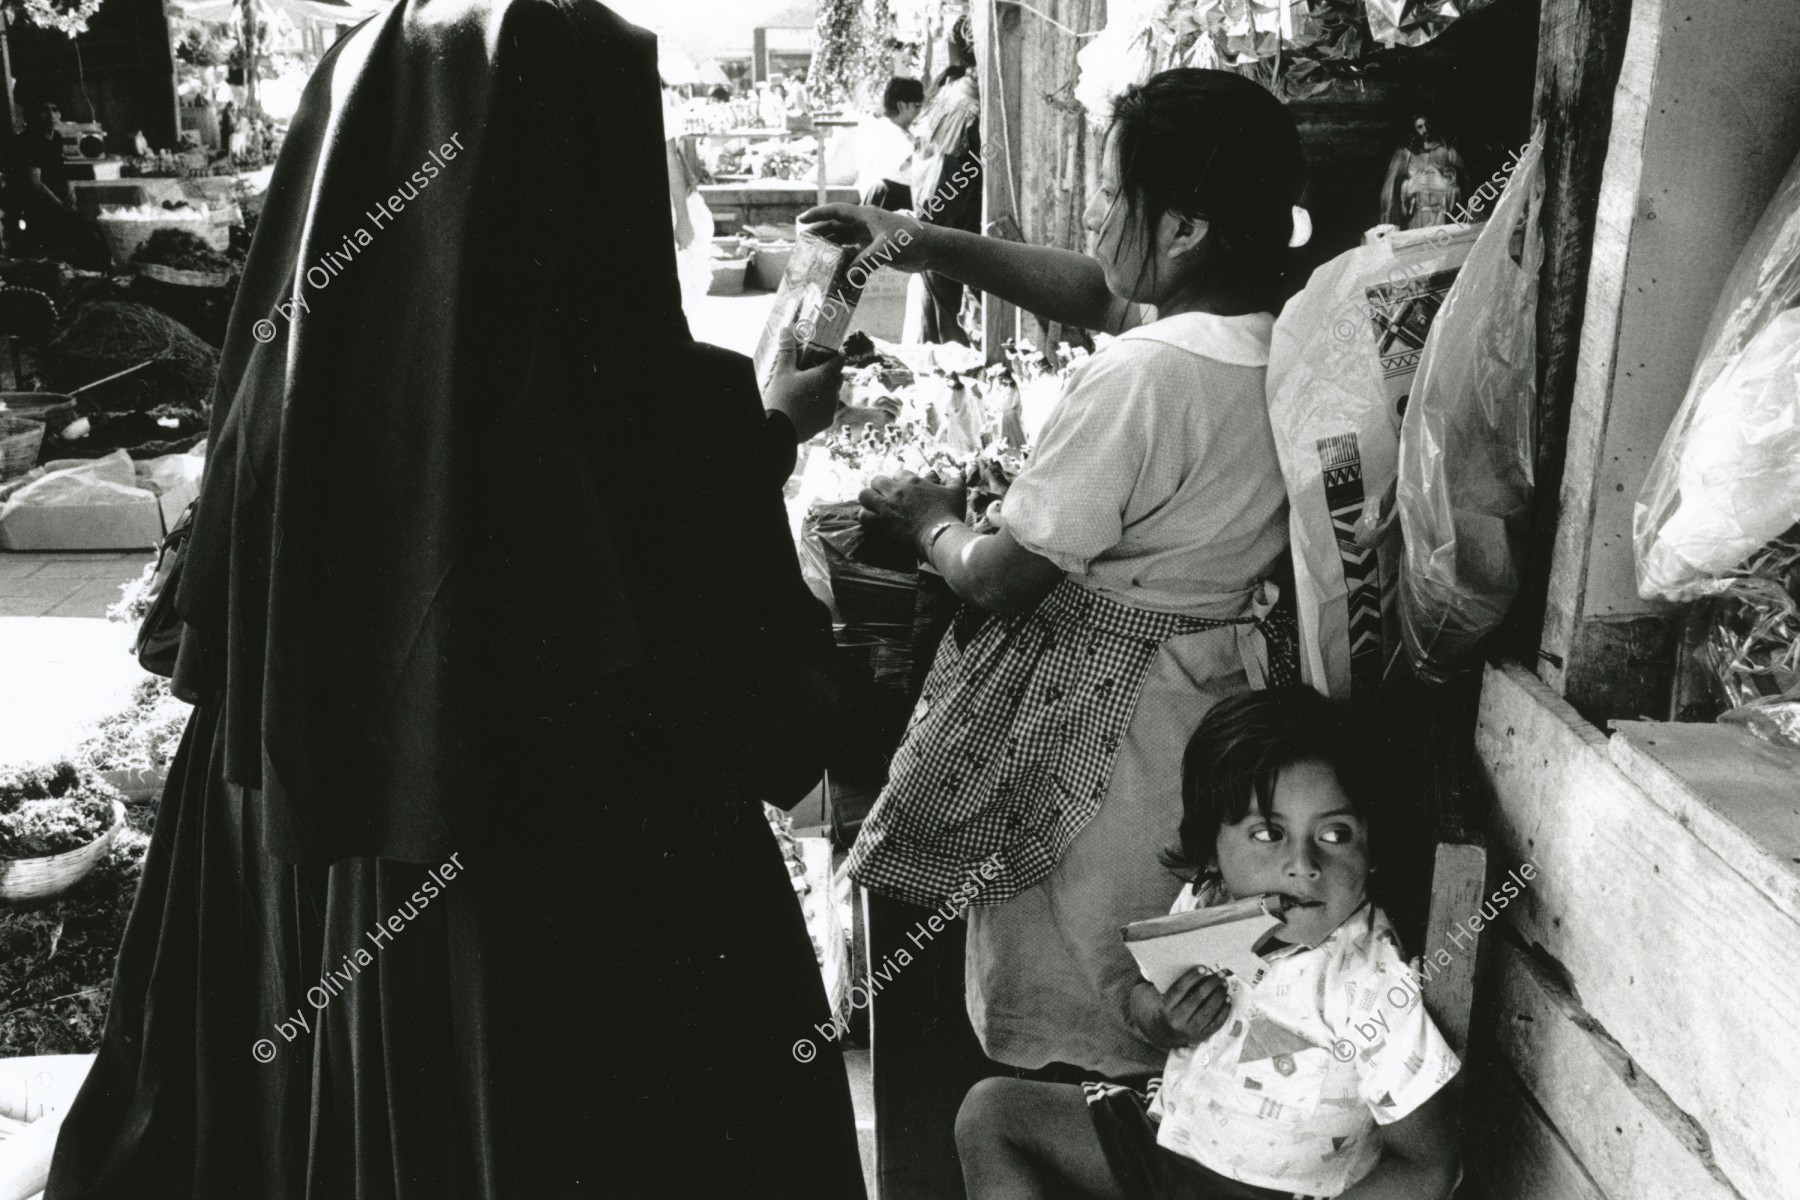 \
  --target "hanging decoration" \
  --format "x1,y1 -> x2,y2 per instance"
7,0 -> 107,37
1364,0 -> 1496,50
813,0 -> 902,108
1073,0 -> 1492,123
